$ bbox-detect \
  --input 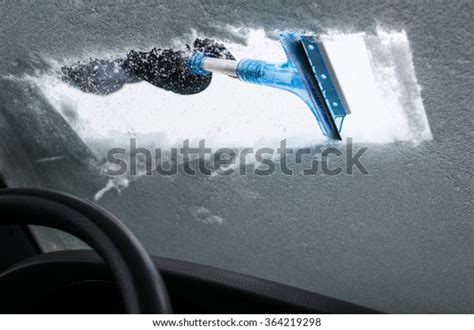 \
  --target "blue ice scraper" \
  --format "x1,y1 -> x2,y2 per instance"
188,32 -> 350,140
